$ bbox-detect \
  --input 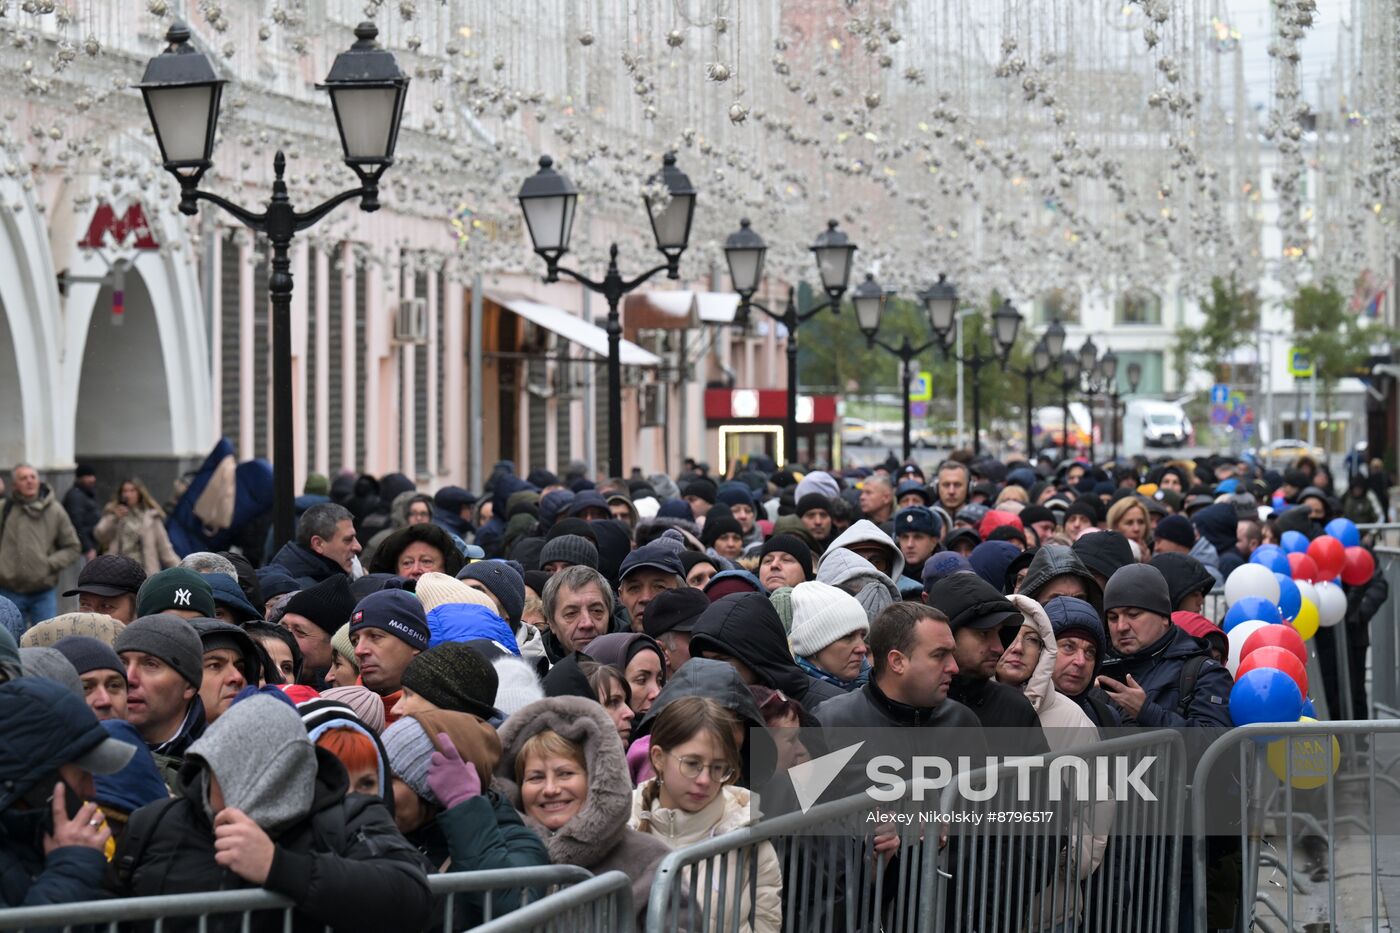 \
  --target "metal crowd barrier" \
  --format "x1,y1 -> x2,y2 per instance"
469,871 -> 634,933
932,730 -> 1187,933
644,729 -> 1187,933
1189,719 -> 1400,933
1367,545 -> 1400,719
0,864 -> 592,932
